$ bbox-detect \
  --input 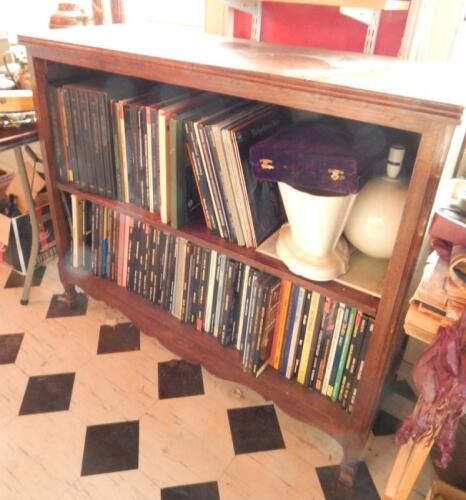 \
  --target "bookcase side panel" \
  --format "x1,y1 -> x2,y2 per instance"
28,56 -> 72,287
349,123 -> 458,439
